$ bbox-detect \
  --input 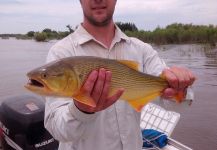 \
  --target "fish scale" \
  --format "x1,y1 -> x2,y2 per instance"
25,56 -> 176,112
